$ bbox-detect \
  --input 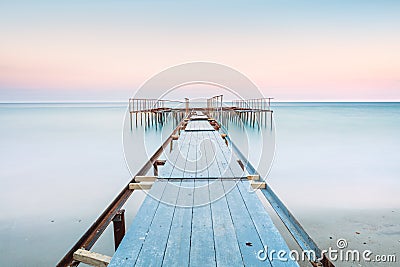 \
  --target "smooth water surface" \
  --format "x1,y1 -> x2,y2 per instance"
0,102 -> 399,266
